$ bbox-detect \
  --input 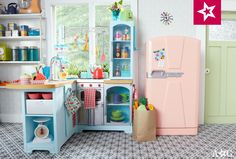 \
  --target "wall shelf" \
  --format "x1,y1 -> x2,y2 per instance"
0,61 -> 40,64
0,36 -> 41,41
0,13 -> 43,19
